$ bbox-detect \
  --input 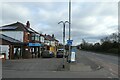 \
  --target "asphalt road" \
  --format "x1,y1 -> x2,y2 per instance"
78,50 -> 119,76
1,48 -> 119,79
